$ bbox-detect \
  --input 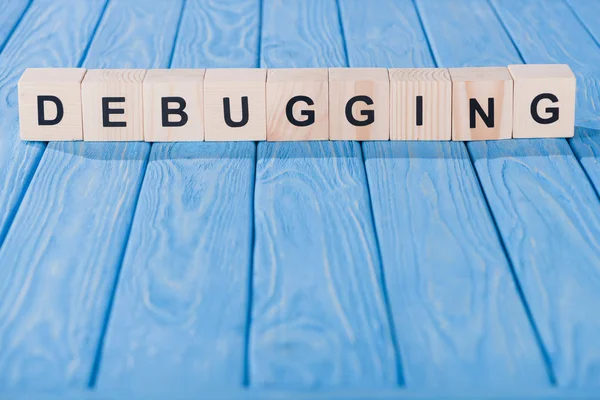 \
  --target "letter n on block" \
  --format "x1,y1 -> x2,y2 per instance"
508,64 -> 576,139
329,68 -> 389,140
266,68 -> 328,141
143,69 -> 206,142
82,69 -> 146,141
450,67 -> 513,141
204,68 -> 267,141
18,68 -> 87,141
